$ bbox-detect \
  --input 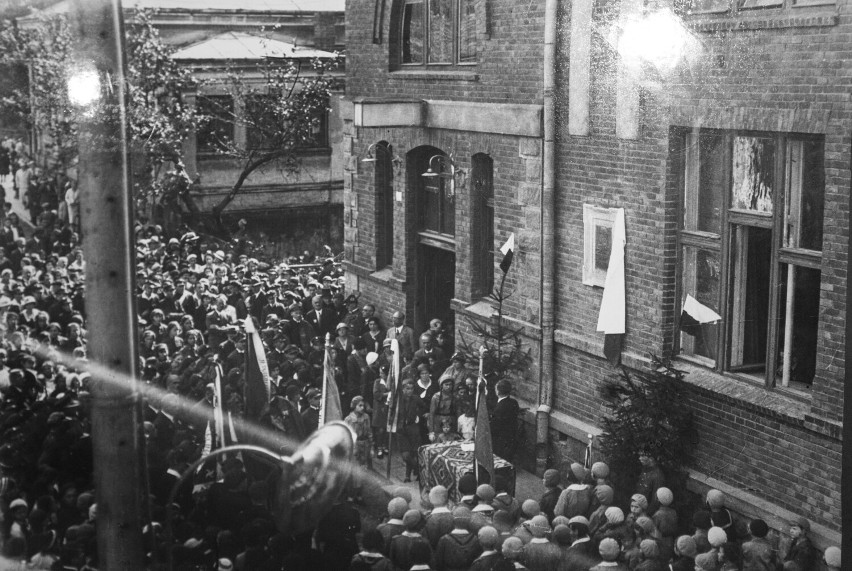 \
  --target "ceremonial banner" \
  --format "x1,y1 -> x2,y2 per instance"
244,317 -> 270,420
385,338 -> 402,433
319,337 -> 342,425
